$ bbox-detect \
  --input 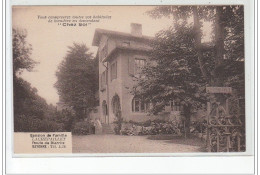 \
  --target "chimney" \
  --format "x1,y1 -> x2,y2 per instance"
130,23 -> 142,37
